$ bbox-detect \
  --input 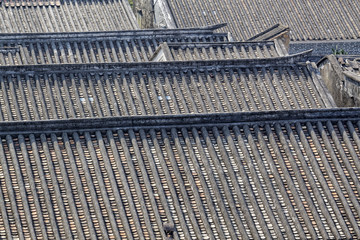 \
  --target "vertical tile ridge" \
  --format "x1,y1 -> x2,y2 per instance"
50,133 -> 87,239
18,135 -> 49,238
137,72 -> 155,115
81,132 -> 117,238
0,136 -> 25,239
117,129 -> 150,240
212,69 -> 232,112
252,67 -> 275,110
138,129 -> 177,227
113,72 -> 130,115
8,75 -> 22,120
154,71 -> 171,114
148,129 -> 192,239
306,122 -> 360,236
292,66 -> 317,108
94,131 -> 130,239
316,121 -> 360,219
61,132 -> 100,239
168,71 -> 188,114
105,130 -> 136,239
295,122 -> 352,238
6,135 -> 37,239
326,121 -> 360,193
16,75 -> 31,120
29,134 -> 62,239
160,128 -> 204,239
40,134 -> 73,239
163,72 -> 181,114
128,129 -> 168,239
247,125 -> 296,238
89,74 -> 107,117
24,75 -> 40,120
273,123 -> 321,238
263,123 -> 308,238
35,74 -> 50,119
268,67 -> 291,109
200,126 -> 261,239
182,127 -> 239,239
283,123 -> 338,238
103,74 -> 121,116
170,128 -> 221,239
213,126 -> 275,238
